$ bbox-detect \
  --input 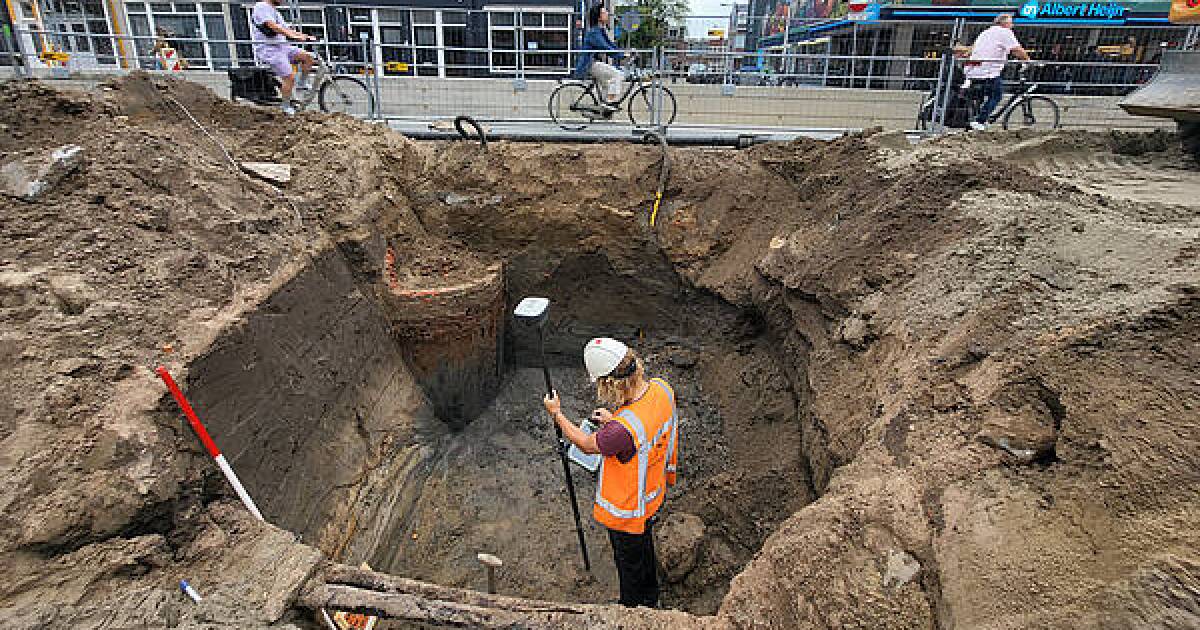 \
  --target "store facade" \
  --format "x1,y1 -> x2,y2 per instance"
3,0 -> 584,76
745,0 -> 1192,92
